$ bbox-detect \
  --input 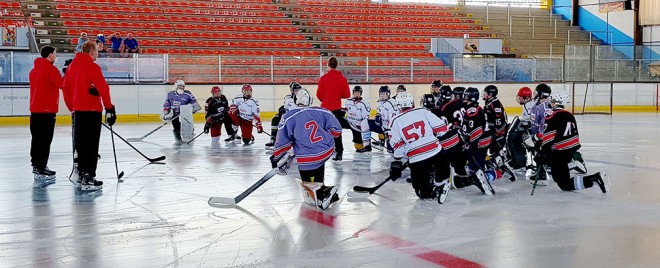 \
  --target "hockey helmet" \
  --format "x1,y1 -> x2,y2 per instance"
550,92 -> 569,108
535,84 -> 552,99
289,81 -> 302,93
440,85 -> 453,101
396,84 -> 406,93
211,86 -> 221,96
294,88 -> 313,107
452,86 -> 466,99
242,84 -> 253,97
483,85 -> 498,99
431,80 -> 442,91
379,85 -> 390,100
517,86 -> 533,104
463,87 -> 480,106
396,92 -> 414,109
174,79 -> 185,93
